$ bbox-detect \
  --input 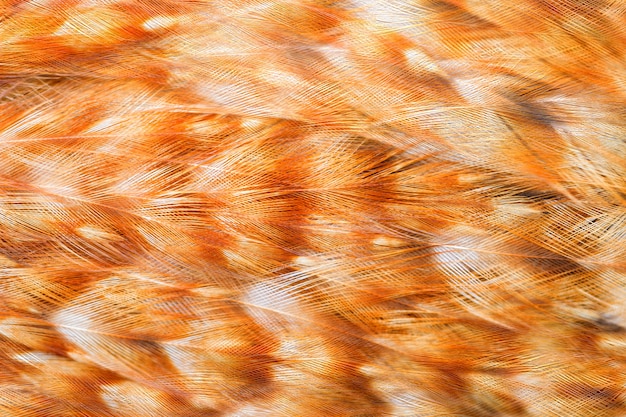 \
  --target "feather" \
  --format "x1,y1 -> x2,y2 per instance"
0,0 -> 625,415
